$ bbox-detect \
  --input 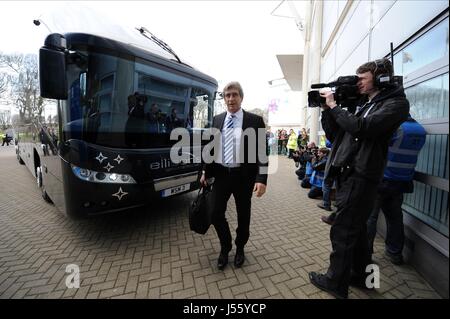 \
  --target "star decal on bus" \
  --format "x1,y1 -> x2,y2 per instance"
95,152 -> 108,164
114,155 -> 124,164
103,163 -> 114,172
112,187 -> 128,201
